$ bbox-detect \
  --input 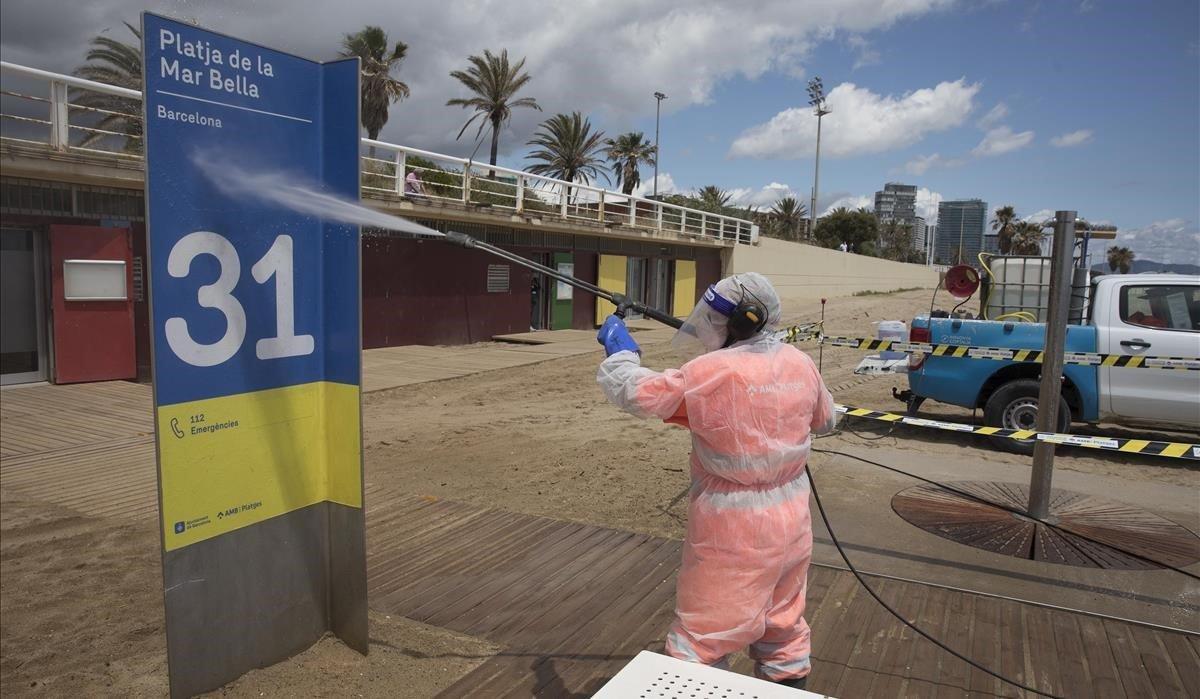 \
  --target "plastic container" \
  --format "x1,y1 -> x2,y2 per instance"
874,320 -> 907,359
984,257 -> 1051,321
